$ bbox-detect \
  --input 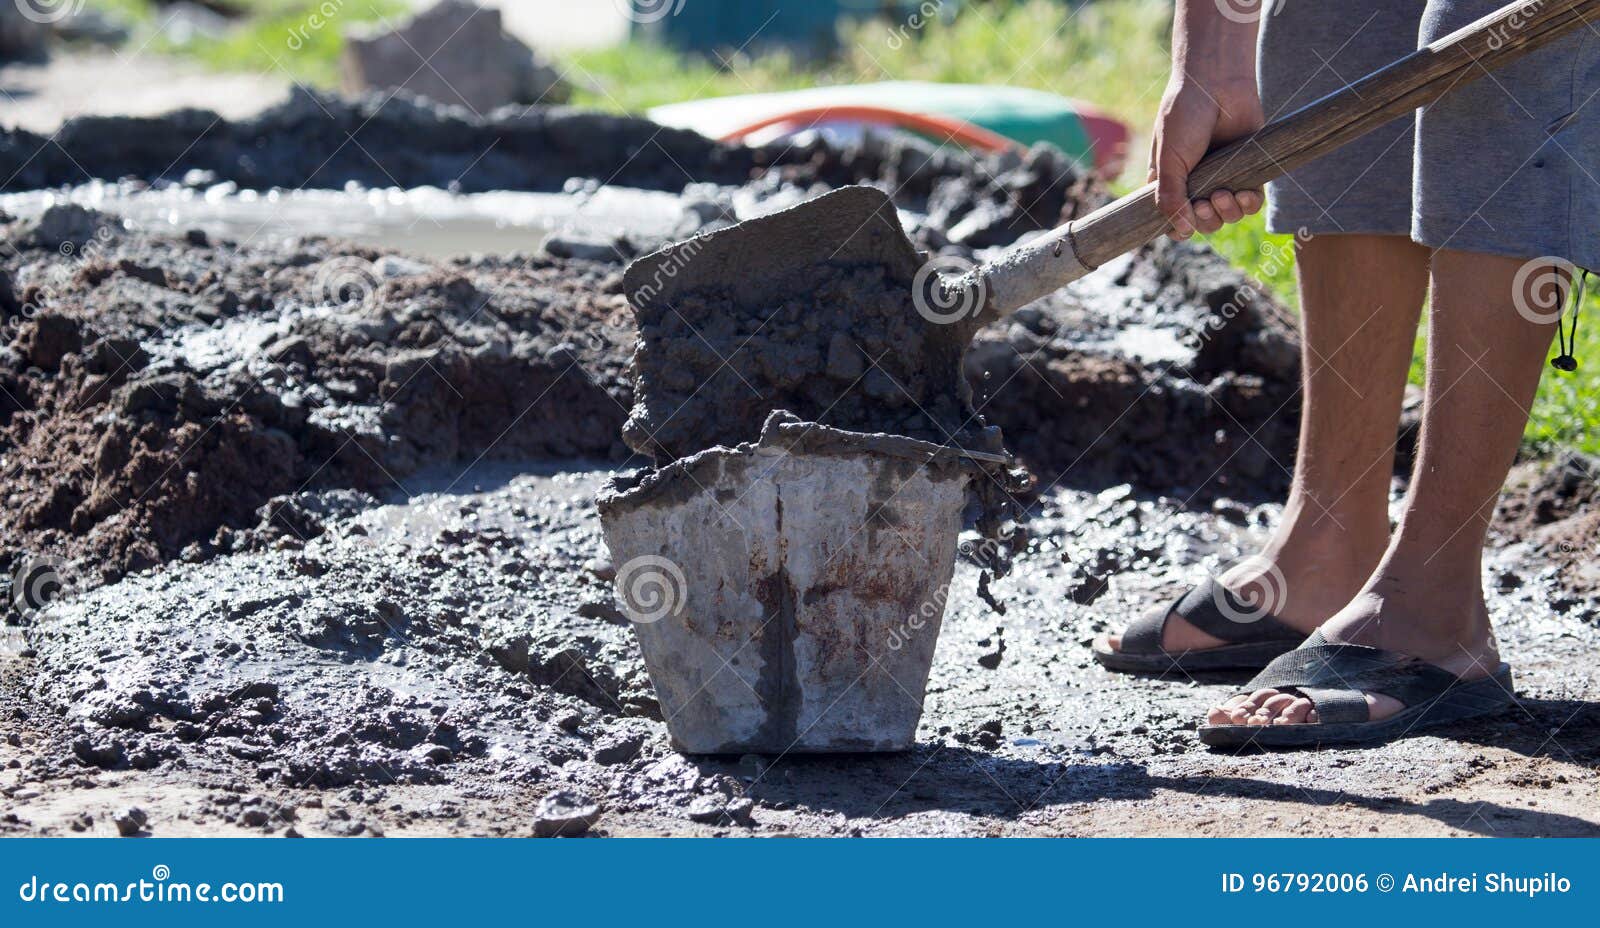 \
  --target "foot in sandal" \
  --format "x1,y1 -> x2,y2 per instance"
1093,522 -> 1379,673
1199,571 -> 1511,748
